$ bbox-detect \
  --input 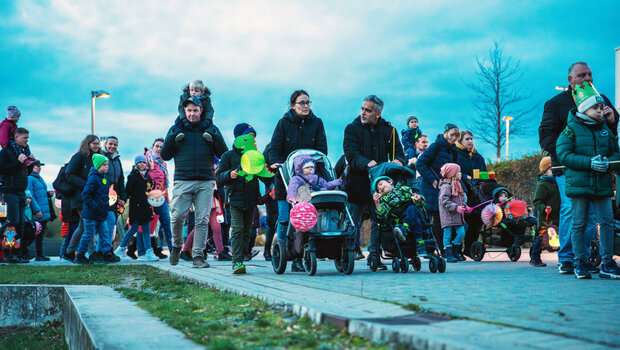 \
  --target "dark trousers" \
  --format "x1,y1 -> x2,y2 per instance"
230,207 -> 253,264
2,192 -> 26,255
349,201 -> 380,255
429,210 -> 443,252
